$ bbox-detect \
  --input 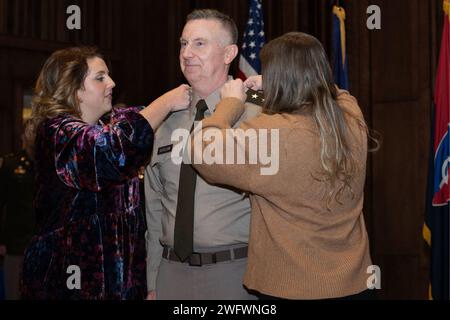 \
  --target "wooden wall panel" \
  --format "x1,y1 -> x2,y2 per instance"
0,0 -> 6,34
372,101 -> 424,251
372,1 -> 416,101
0,0 -> 119,52
377,254 -> 425,299
369,0 -> 433,299
0,50 -> 12,152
